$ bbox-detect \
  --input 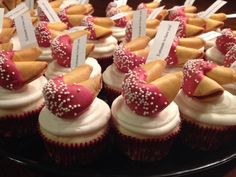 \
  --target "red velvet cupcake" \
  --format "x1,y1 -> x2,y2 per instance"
111,60 -> 182,161
175,59 -> 236,150
39,65 -> 111,166
0,51 -> 48,137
